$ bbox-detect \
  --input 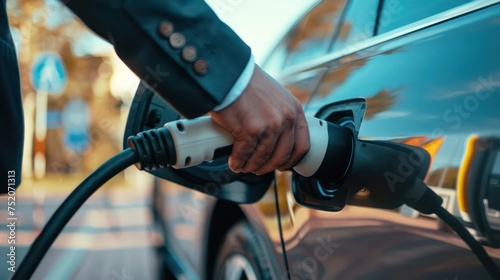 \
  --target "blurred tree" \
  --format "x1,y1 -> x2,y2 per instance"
7,0 -> 122,176
7,0 -> 86,96
289,0 -> 344,51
